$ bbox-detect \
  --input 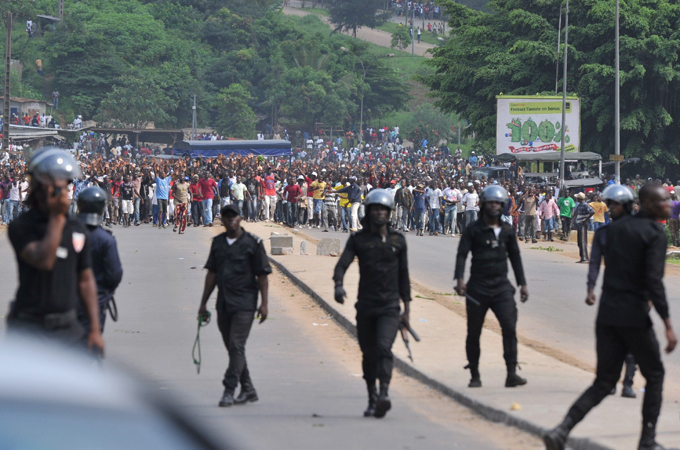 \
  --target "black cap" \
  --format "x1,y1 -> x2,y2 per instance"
220,204 -> 240,217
